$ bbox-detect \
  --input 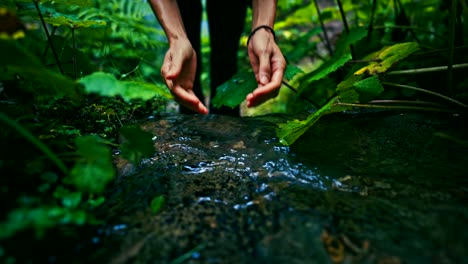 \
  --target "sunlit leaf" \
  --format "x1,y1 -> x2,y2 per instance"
354,42 -> 419,75
212,71 -> 257,108
120,125 -> 156,165
80,72 -> 172,102
150,195 -> 165,214
44,16 -> 106,28
65,135 -> 115,194
298,53 -> 352,92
